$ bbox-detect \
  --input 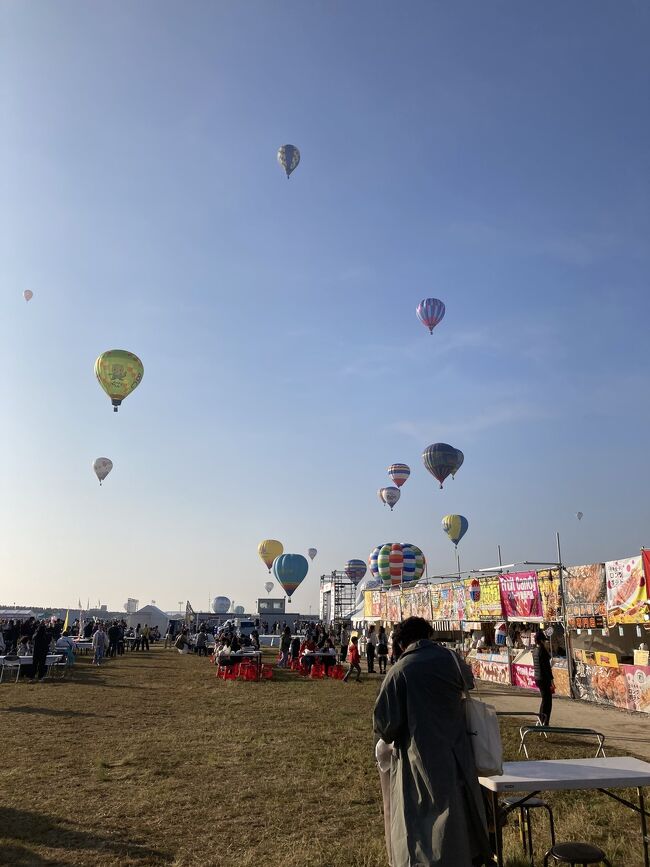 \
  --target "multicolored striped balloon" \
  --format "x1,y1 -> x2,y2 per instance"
377,544 -> 392,589
402,546 -> 416,584
403,543 -> 426,582
387,463 -> 410,488
272,553 -> 309,601
389,543 -> 404,587
442,514 -> 469,548
416,298 -> 446,335
345,559 -> 368,586
369,544 -> 387,580
422,442 -> 461,489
